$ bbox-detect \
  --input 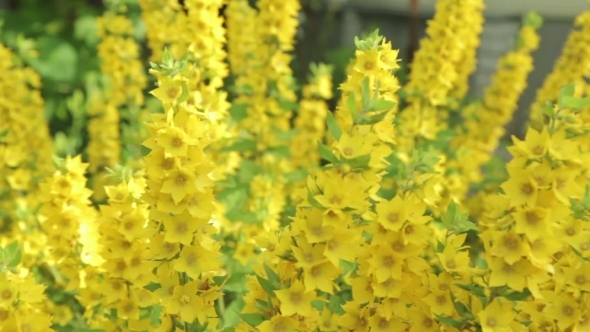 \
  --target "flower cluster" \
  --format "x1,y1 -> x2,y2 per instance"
4,0 -> 590,331
450,12 -> 543,202
0,44 -> 53,237
141,51 -> 224,330
90,9 -> 147,200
